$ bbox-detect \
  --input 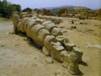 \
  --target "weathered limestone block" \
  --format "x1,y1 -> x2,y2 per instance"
25,18 -> 37,37
24,17 -> 42,34
19,19 -> 27,33
12,12 -> 22,34
73,47 -> 83,63
42,20 -> 53,24
68,62 -> 81,75
56,35 -> 65,41
12,12 -> 20,27
56,35 -> 69,42
60,50 -> 69,65
42,21 -> 56,31
37,29 -> 50,46
51,27 -> 63,36
42,46 -> 50,56
56,35 -> 76,51
31,16 -> 37,19
30,24 -> 44,37
50,42 -> 65,62
27,18 -> 36,26
38,15 -> 62,24
29,24 -> 45,46
22,17 -> 29,32
51,42 -> 64,51
67,50 -> 82,75
60,49 -> 82,75
17,21 -> 22,32
44,36 -> 66,62
35,18 -> 45,24
64,43 -> 76,51
44,35 -> 56,55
